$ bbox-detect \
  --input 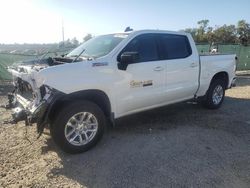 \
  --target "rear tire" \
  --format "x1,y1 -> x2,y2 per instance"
202,79 -> 225,109
51,101 -> 106,154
